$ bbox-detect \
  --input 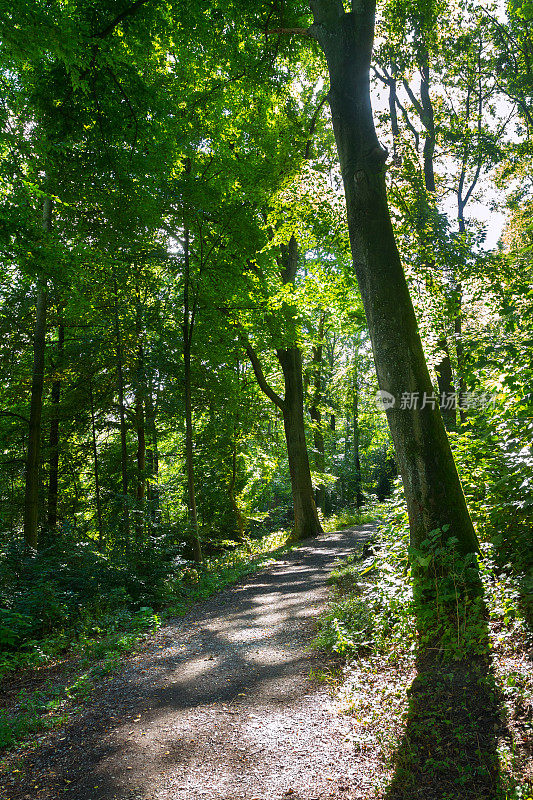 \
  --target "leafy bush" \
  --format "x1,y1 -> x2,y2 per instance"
315,595 -> 373,656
